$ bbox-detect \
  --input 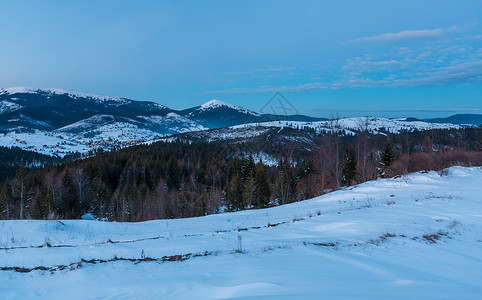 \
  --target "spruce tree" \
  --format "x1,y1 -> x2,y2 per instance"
254,164 -> 271,208
227,174 -> 244,211
243,176 -> 256,208
341,145 -> 357,185
61,170 -> 79,218
241,156 -> 255,181
380,137 -> 395,176
166,157 -> 180,190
